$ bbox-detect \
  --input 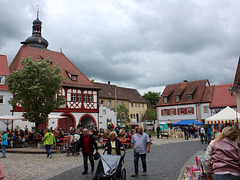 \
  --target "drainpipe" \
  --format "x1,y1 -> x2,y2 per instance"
196,104 -> 199,122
